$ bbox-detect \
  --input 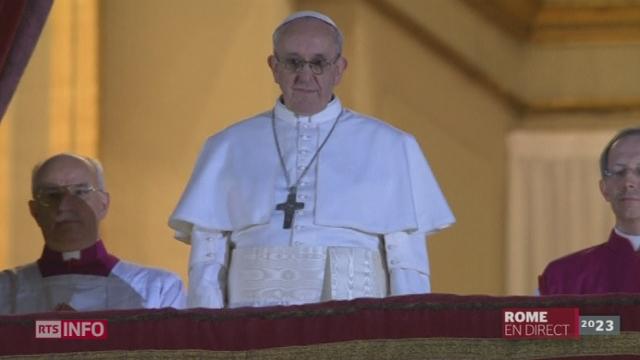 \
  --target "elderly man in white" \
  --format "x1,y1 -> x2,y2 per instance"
0,153 -> 185,314
170,11 -> 455,308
